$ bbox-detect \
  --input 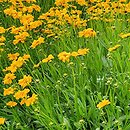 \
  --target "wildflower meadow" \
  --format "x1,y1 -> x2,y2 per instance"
0,0 -> 130,129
